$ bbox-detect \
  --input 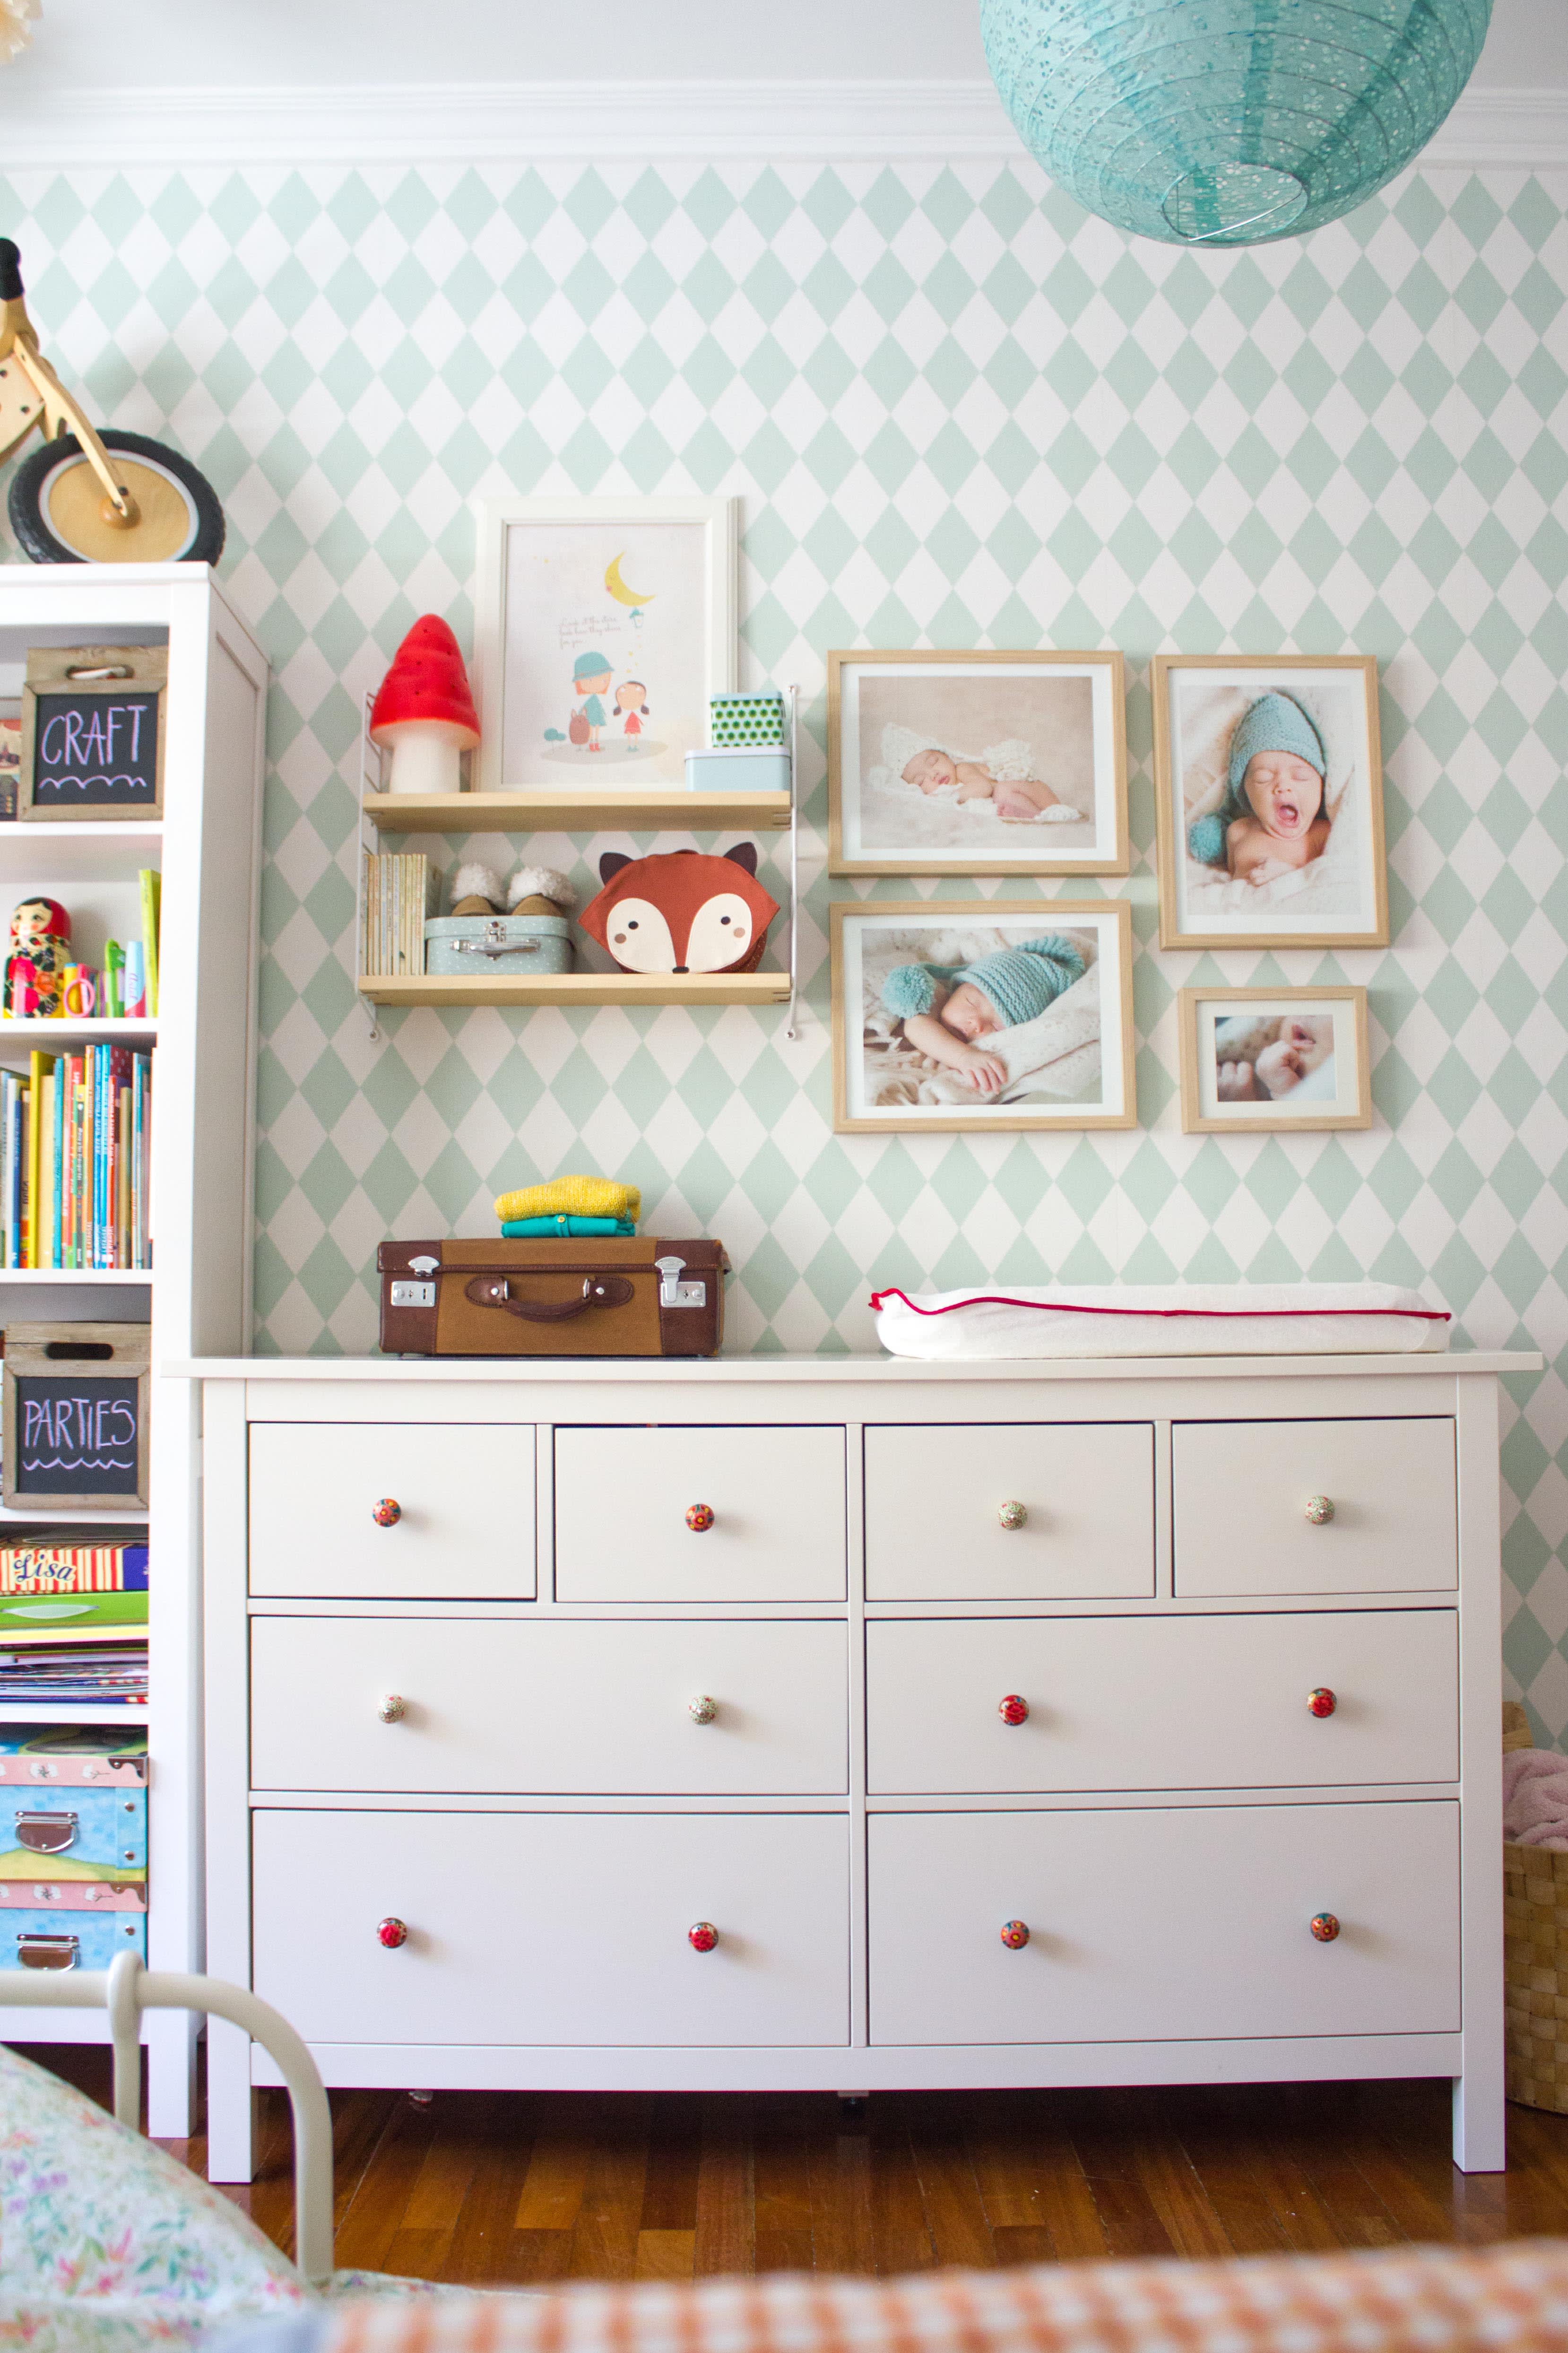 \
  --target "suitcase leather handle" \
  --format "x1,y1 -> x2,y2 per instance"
464,1273 -> 636,1322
